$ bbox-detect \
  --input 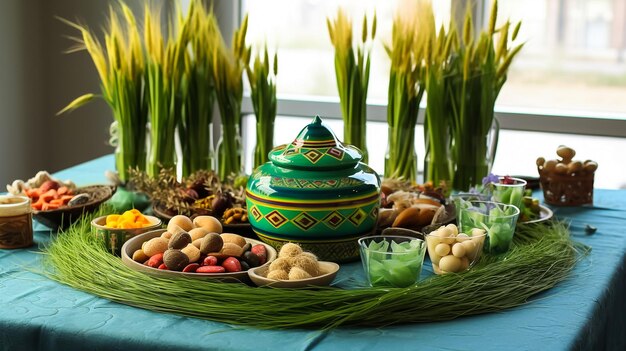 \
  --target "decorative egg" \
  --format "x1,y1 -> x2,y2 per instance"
246,116 -> 381,262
